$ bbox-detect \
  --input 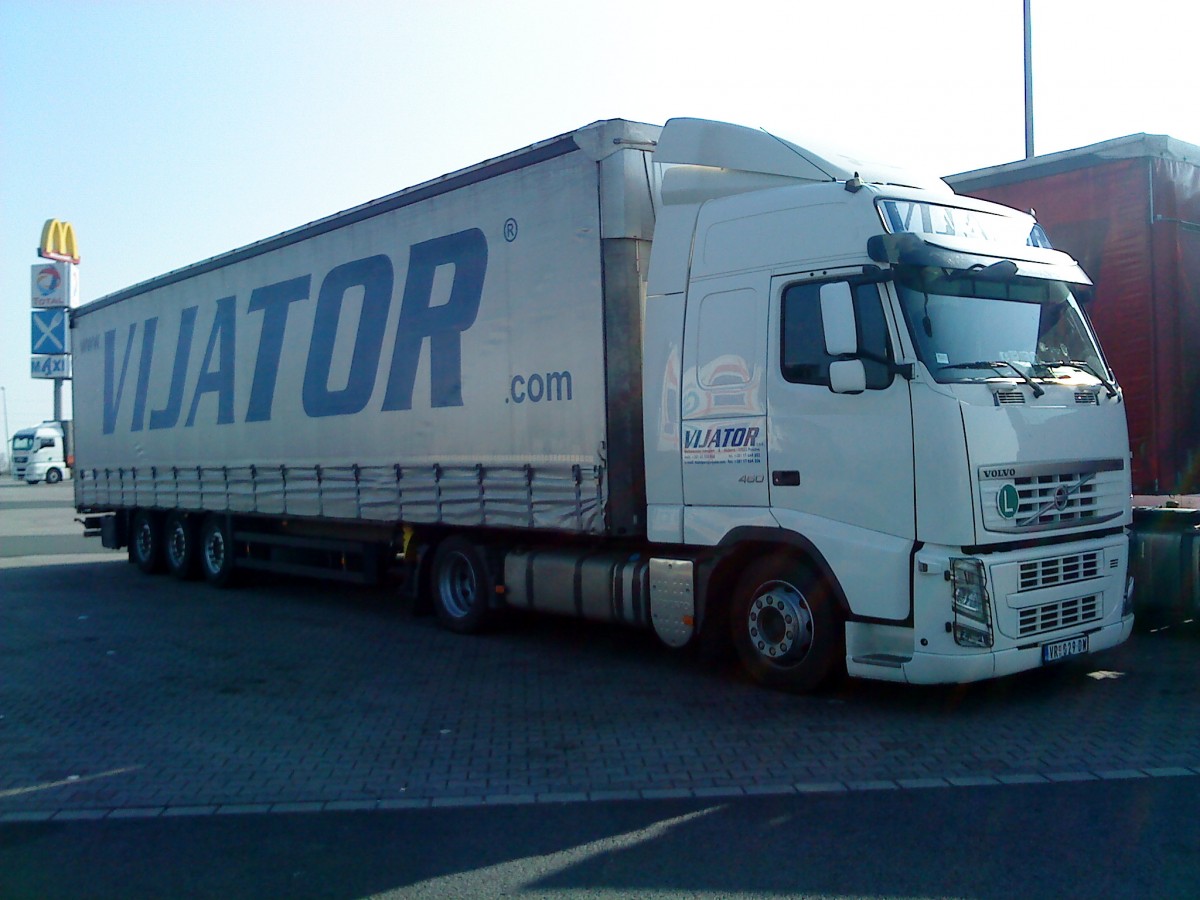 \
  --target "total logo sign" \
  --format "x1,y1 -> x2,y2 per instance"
35,264 -> 60,296
30,261 -> 76,308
